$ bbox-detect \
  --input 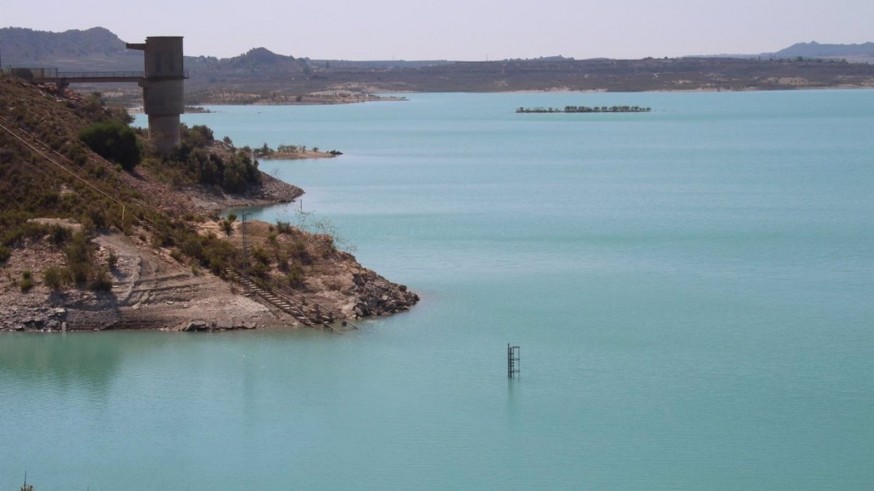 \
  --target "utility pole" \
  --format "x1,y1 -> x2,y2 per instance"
241,212 -> 250,281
